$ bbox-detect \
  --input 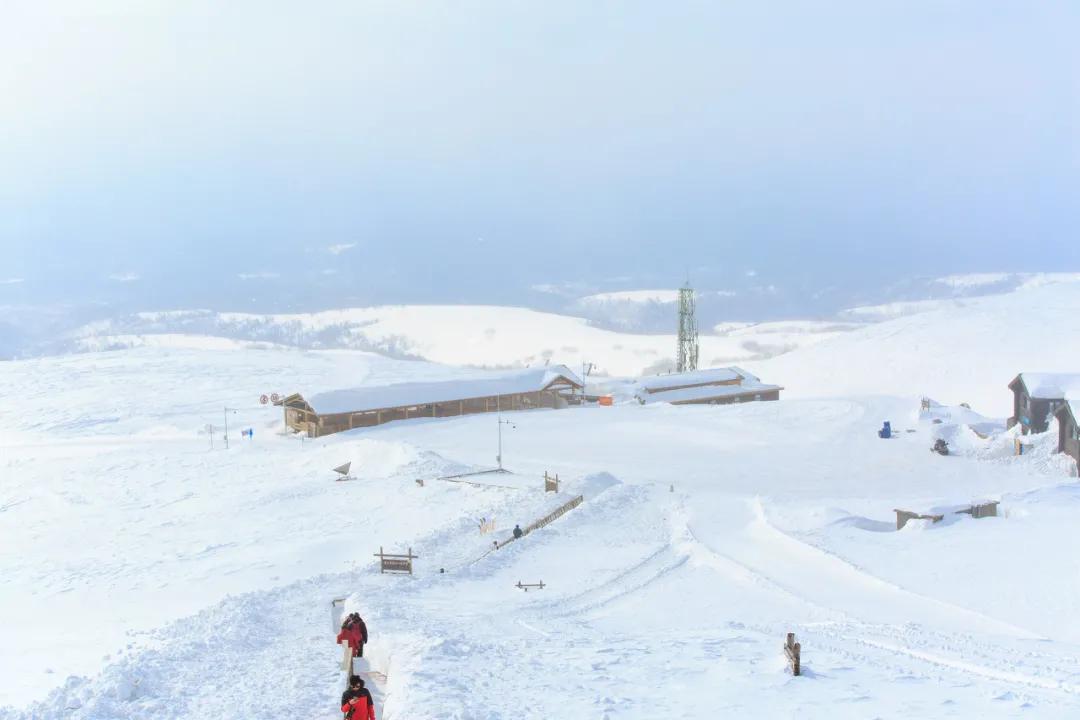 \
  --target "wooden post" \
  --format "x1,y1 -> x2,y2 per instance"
785,632 -> 801,676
